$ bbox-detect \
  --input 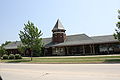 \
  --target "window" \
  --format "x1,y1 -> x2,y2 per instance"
99,45 -> 108,52
60,48 -> 64,52
55,48 -> 58,52
71,47 -> 77,52
54,48 -> 64,53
